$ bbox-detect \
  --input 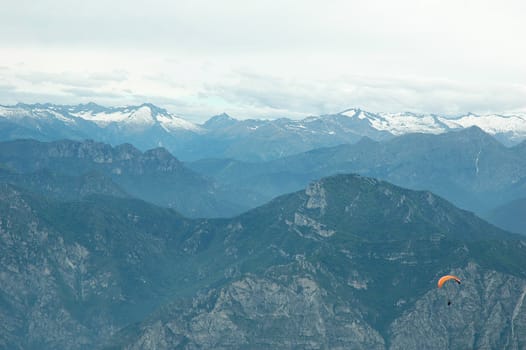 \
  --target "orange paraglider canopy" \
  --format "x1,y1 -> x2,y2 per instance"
437,275 -> 461,288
